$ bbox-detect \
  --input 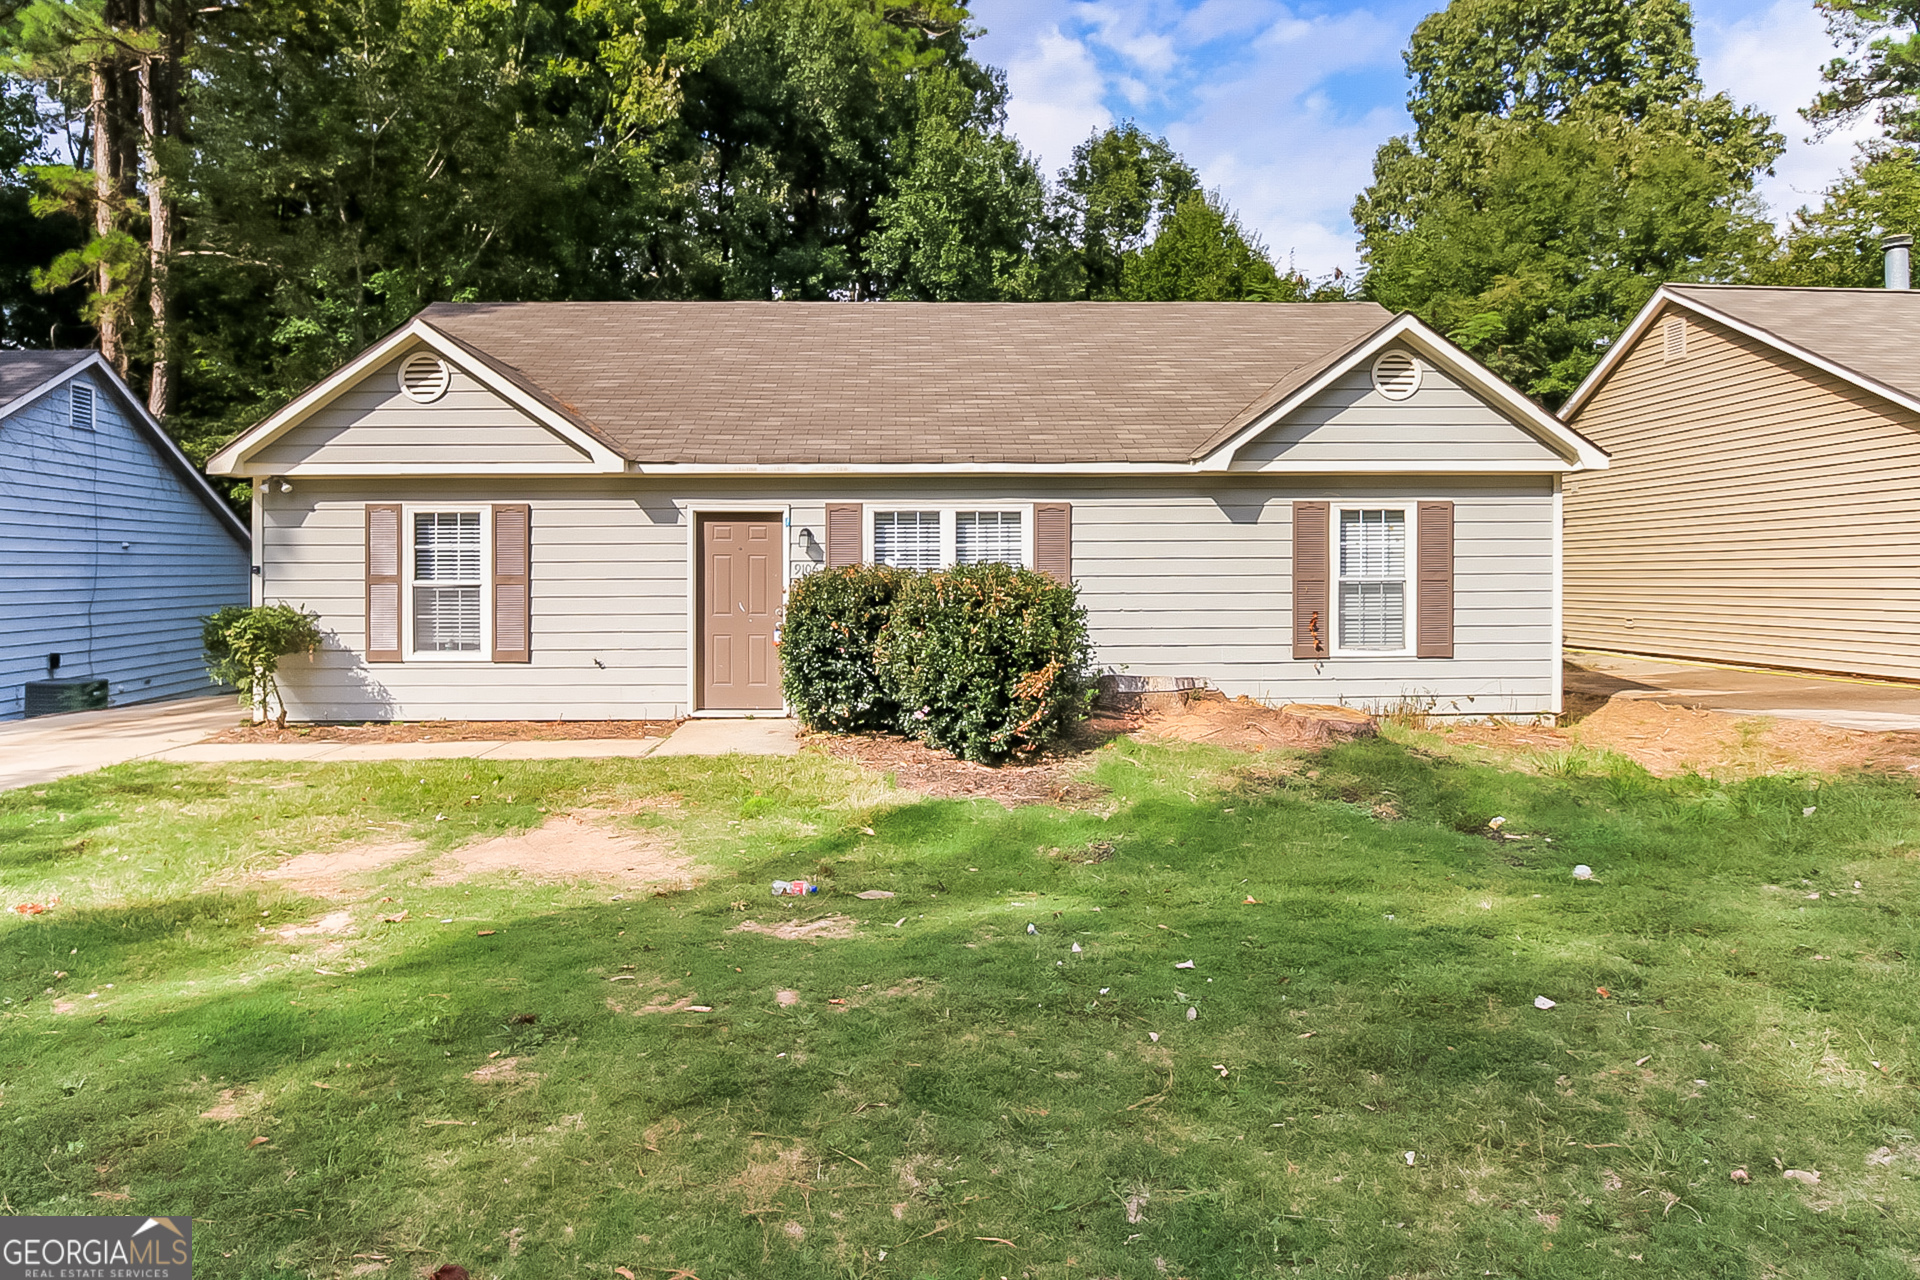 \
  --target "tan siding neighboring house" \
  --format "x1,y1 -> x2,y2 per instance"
1563,285 -> 1920,680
